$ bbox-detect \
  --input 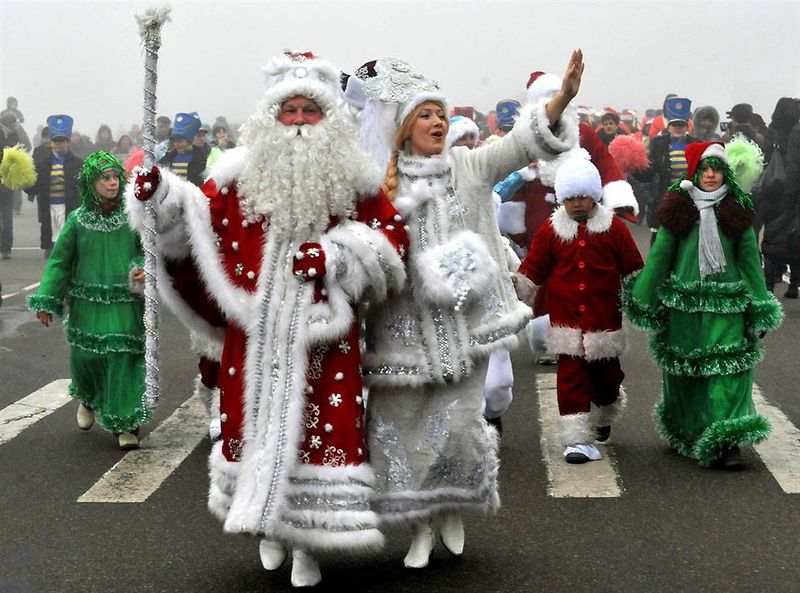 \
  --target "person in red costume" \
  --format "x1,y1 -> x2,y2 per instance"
517,158 -> 643,464
127,51 -> 408,588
